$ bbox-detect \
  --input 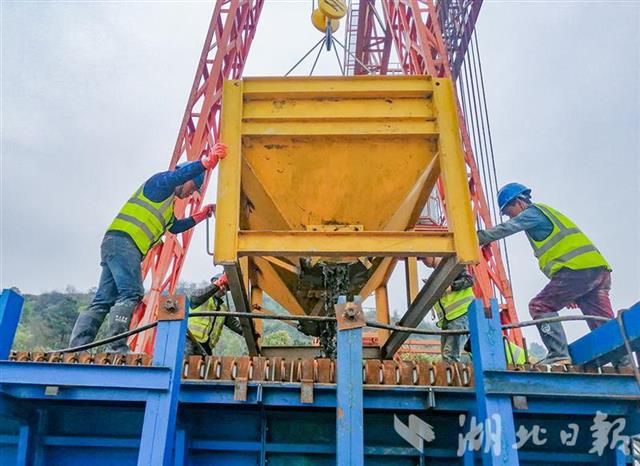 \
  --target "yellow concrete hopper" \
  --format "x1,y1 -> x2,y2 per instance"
214,75 -> 478,356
